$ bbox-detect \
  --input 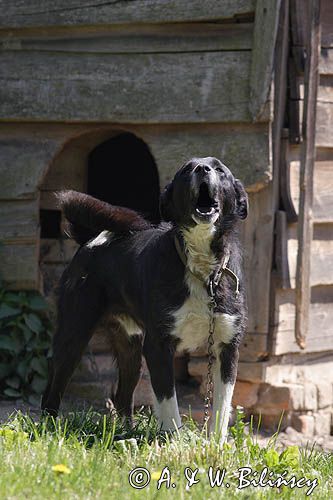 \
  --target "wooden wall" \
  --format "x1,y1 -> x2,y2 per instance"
0,1 -> 281,381
270,0 -> 333,355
